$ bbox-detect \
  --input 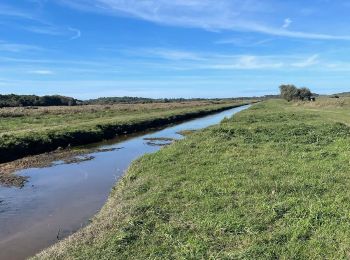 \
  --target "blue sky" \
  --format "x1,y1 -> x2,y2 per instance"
1,0 -> 350,99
